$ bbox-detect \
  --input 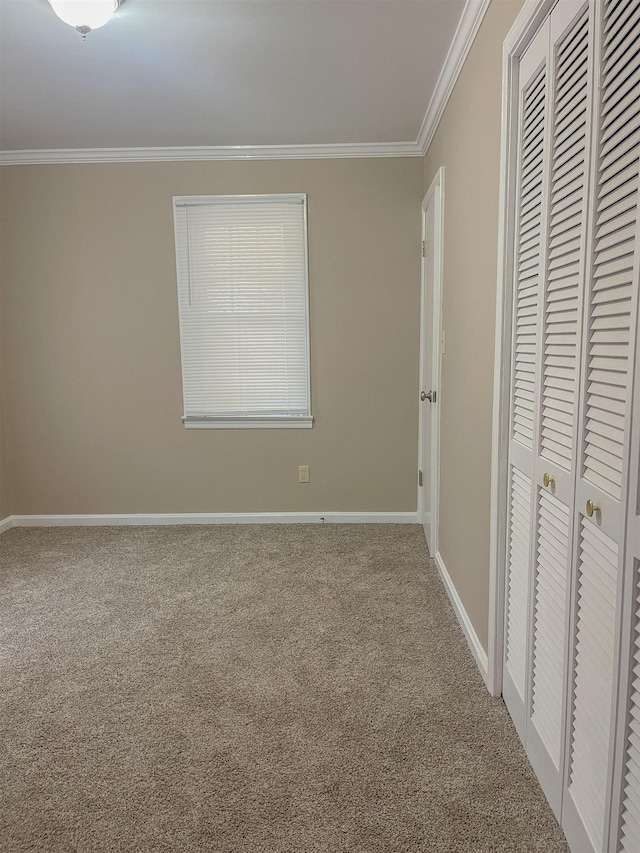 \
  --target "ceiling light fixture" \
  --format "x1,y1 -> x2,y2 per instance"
48,0 -> 123,40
